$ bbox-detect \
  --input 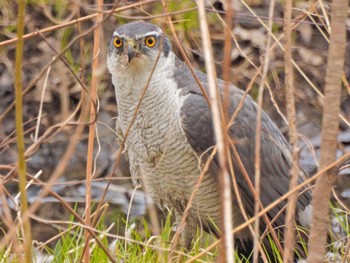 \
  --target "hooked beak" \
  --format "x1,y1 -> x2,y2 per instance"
126,39 -> 137,62
127,45 -> 135,62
